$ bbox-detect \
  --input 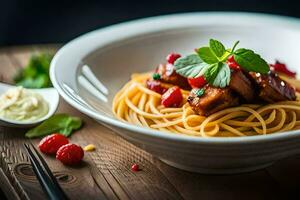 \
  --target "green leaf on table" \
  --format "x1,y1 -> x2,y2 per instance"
209,39 -> 226,57
25,114 -> 83,138
196,47 -> 219,64
174,54 -> 210,78
233,48 -> 270,74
